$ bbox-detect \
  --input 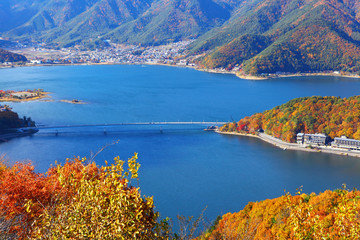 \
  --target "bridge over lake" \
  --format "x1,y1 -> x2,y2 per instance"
35,121 -> 227,129
18,121 -> 228,136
